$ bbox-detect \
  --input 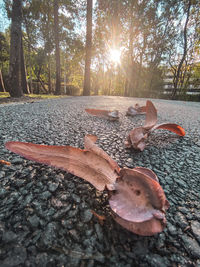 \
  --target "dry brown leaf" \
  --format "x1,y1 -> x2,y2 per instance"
5,140 -> 118,191
85,109 -> 119,121
126,104 -> 146,116
91,210 -> 106,225
6,136 -> 169,236
109,167 -> 169,235
151,123 -> 185,136
126,100 -> 185,151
